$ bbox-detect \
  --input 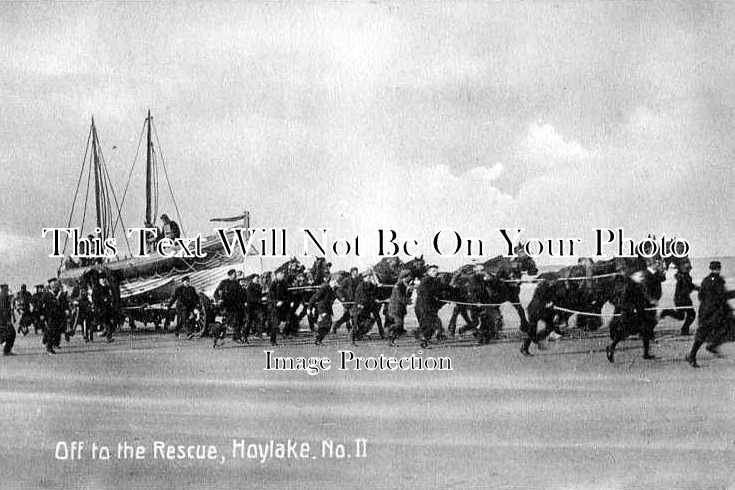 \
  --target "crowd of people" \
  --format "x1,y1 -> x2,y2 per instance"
0,275 -> 117,355
1,258 -> 733,368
